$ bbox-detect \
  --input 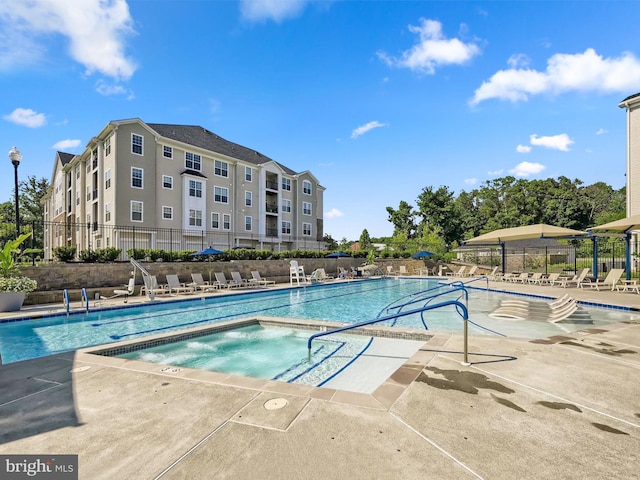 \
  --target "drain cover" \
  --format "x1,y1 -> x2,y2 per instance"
160,367 -> 182,373
69,366 -> 92,373
264,398 -> 288,410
